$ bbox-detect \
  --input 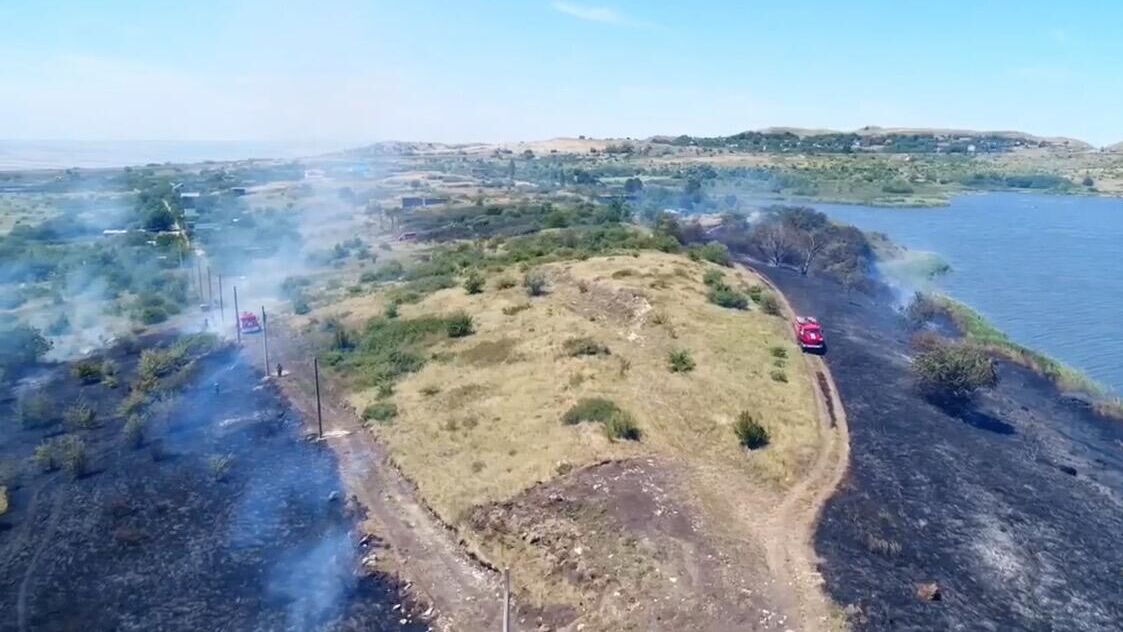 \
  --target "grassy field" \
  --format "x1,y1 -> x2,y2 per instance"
308,251 -> 820,525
